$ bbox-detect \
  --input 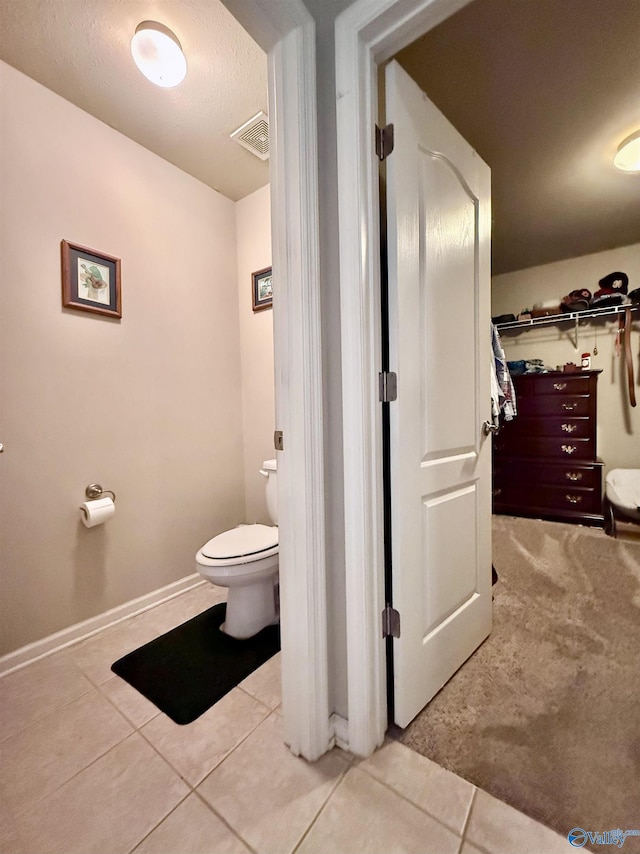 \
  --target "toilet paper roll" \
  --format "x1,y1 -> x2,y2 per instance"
79,497 -> 115,528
